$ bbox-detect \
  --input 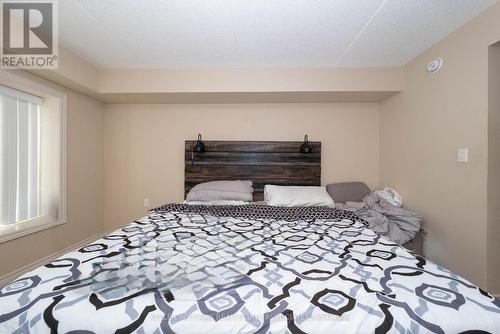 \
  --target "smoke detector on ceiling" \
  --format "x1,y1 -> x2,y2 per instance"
427,58 -> 443,73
